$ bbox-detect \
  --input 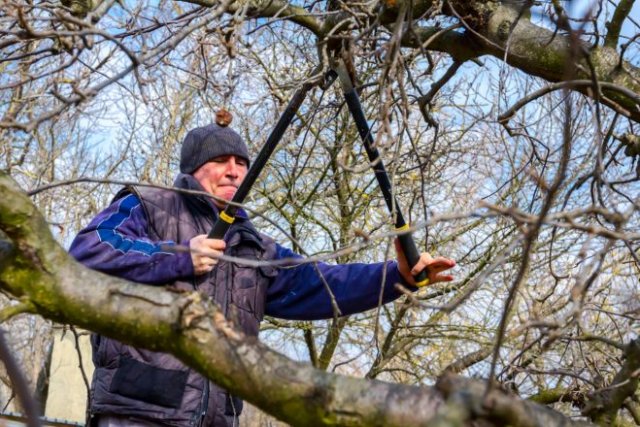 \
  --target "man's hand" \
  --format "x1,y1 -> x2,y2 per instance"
190,234 -> 226,275
395,239 -> 456,287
